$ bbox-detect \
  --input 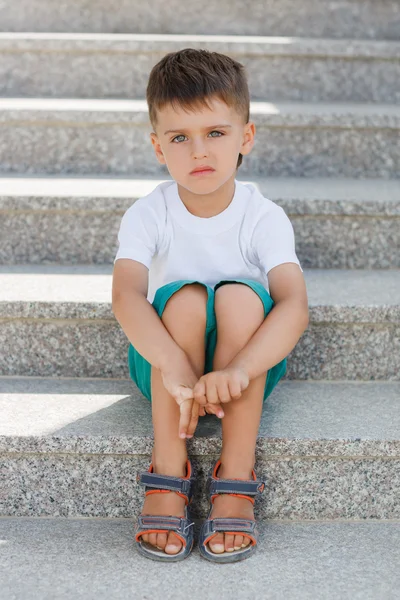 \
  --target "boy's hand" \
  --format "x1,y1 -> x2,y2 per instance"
160,354 -> 206,439
193,367 -> 250,407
